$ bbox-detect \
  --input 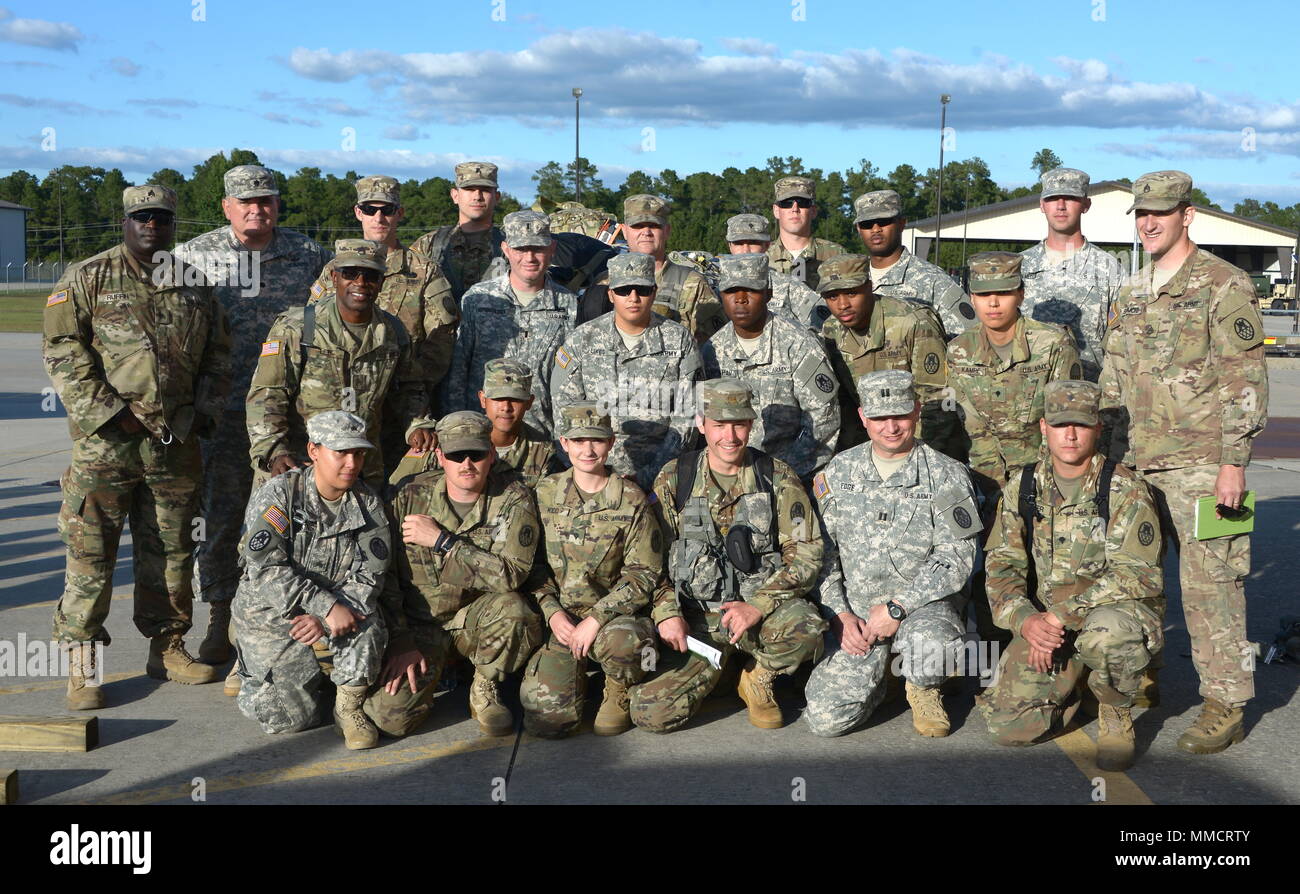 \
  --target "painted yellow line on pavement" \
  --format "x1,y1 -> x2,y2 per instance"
0,671 -> 140,695
1053,727 -> 1154,805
